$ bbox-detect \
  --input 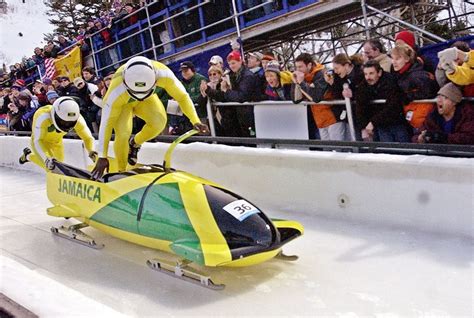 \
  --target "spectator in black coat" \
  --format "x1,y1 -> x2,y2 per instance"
205,51 -> 258,136
324,53 -> 365,140
391,43 -> 438,130
356,60 -> 410,142
56,76 -> 79,97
